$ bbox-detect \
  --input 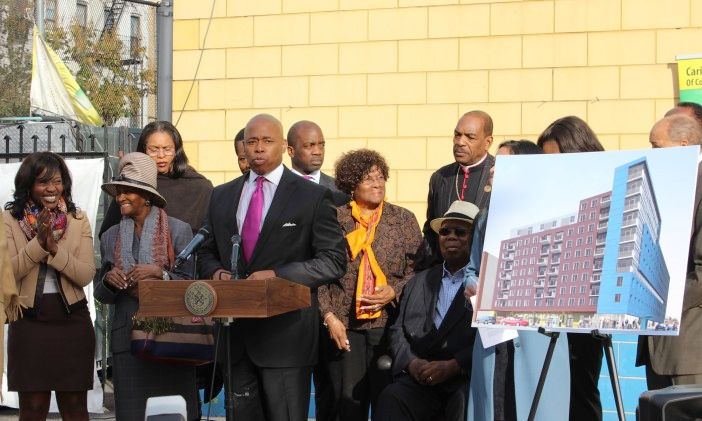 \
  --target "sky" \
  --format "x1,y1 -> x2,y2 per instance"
483,146 -> 700,319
